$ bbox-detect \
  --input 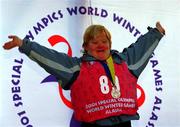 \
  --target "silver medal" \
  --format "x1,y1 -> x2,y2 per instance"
111,86 -> 121,98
